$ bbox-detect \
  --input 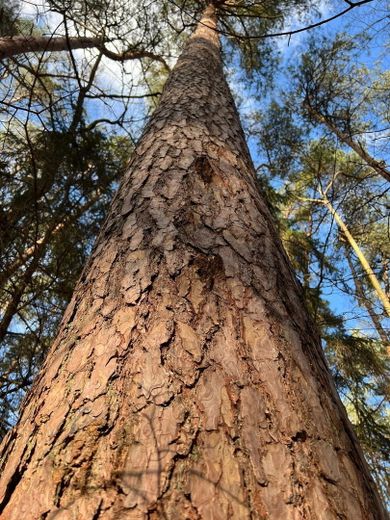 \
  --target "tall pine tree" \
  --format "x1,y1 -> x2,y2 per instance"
0,3 -> 386,518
